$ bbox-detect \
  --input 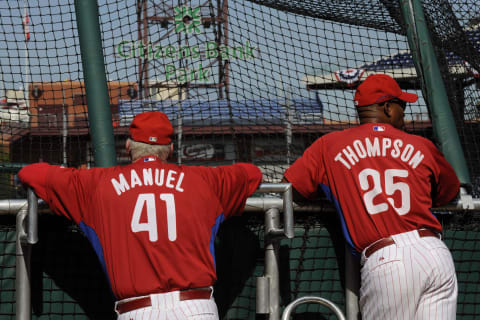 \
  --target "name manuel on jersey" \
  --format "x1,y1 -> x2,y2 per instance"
335,137 -> 424,170
111,169 -> 185,196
